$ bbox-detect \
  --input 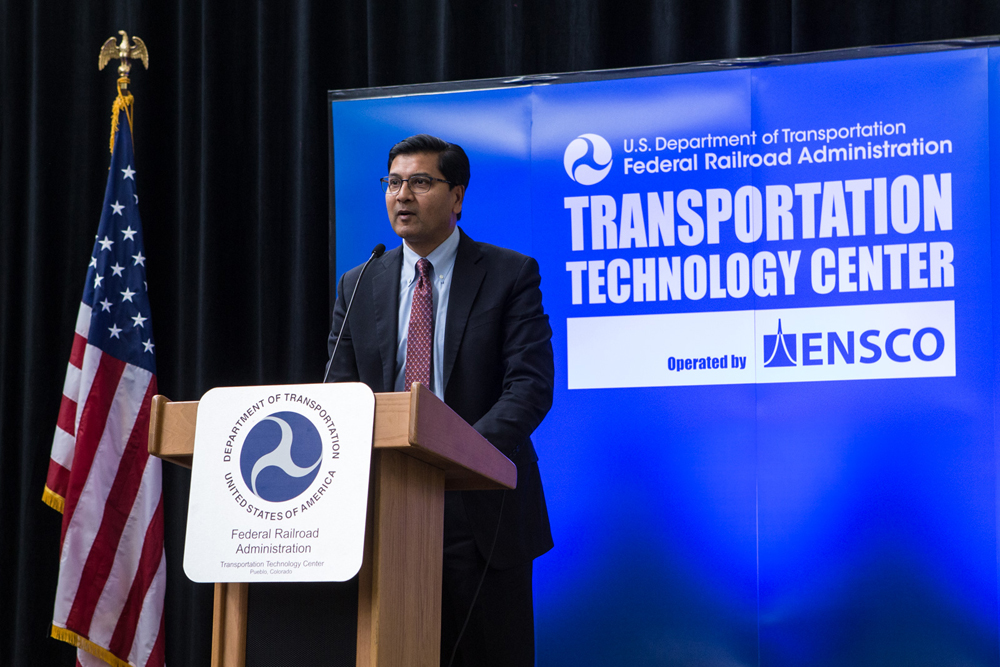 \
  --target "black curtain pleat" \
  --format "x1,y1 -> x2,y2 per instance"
1,1 -> 998,665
